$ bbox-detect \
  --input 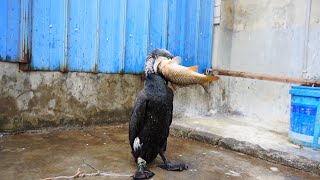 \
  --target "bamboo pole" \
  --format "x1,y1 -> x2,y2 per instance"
206,69 -> 320,86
